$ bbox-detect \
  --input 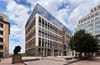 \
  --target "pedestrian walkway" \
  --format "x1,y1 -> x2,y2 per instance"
0,57 -> 41,65
22,56 -> 78,65
0,56 -> 99,65
0,58 -> 23,65
69,57 -> 100,65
